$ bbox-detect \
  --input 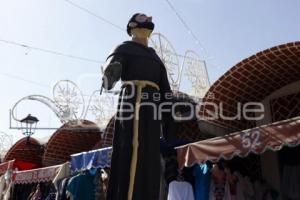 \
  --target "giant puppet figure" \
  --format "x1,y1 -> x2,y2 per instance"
102,13 -> 174,200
